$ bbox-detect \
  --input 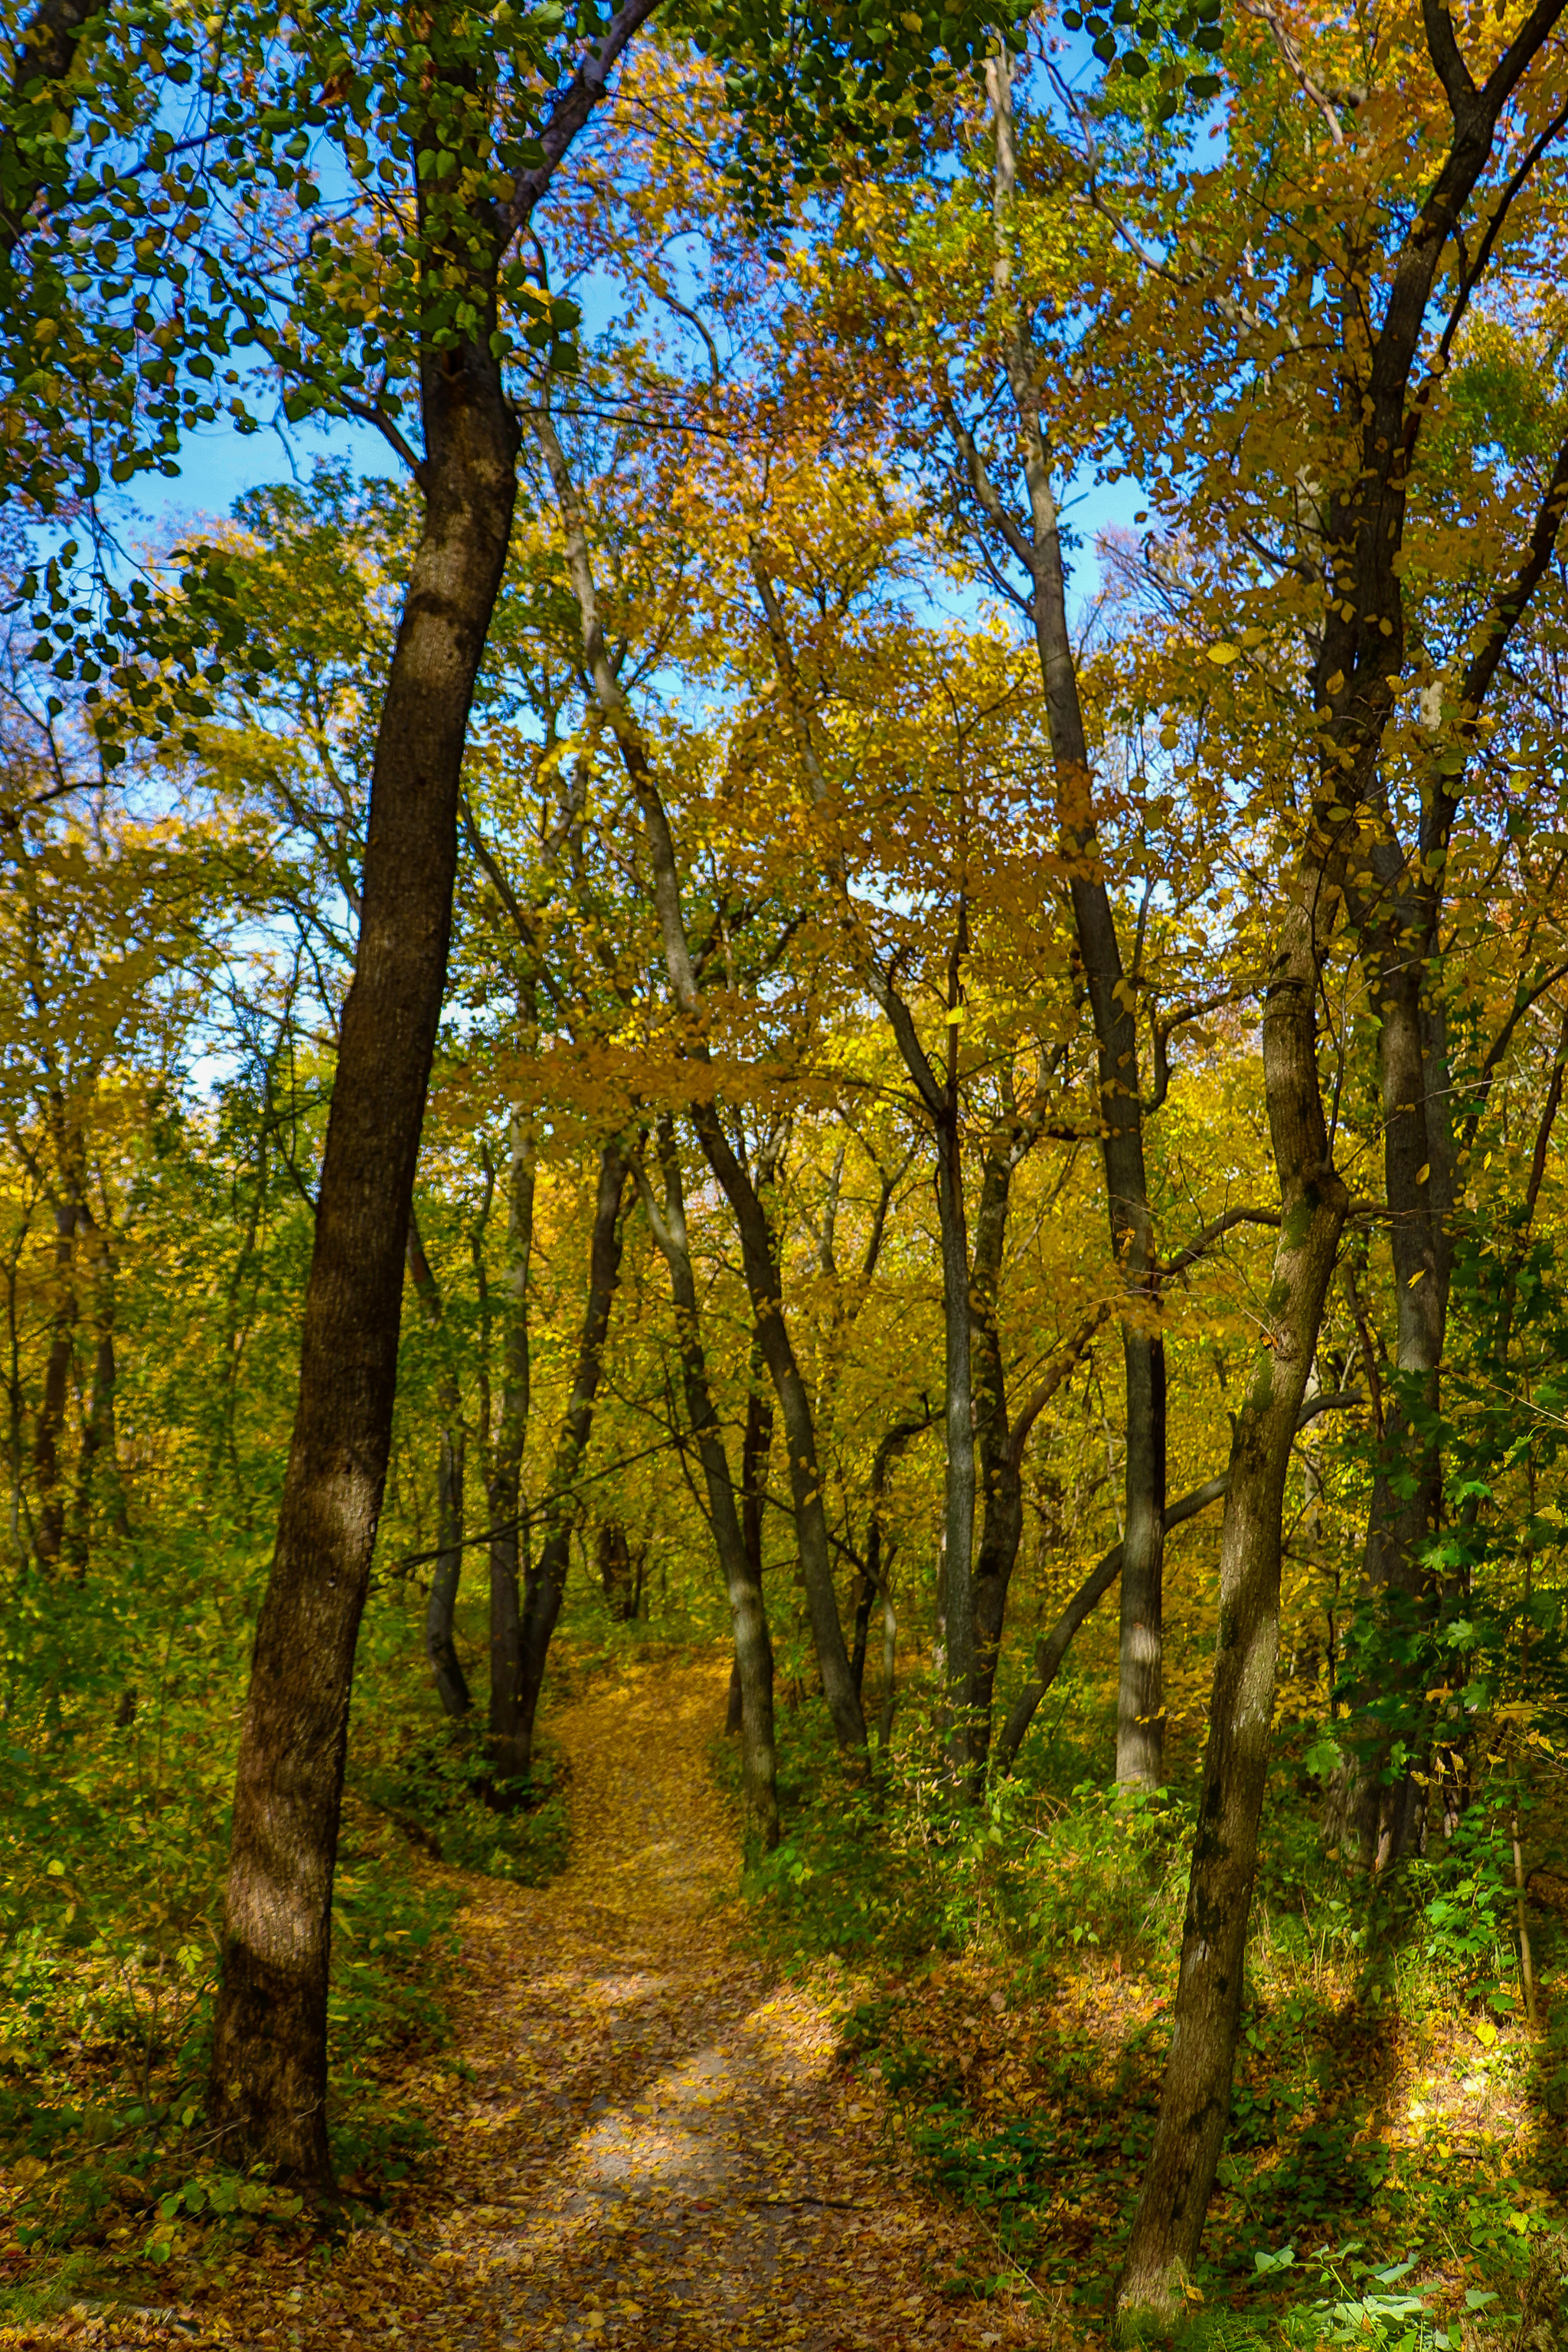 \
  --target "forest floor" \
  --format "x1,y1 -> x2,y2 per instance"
8,1655 -> 1045,2350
